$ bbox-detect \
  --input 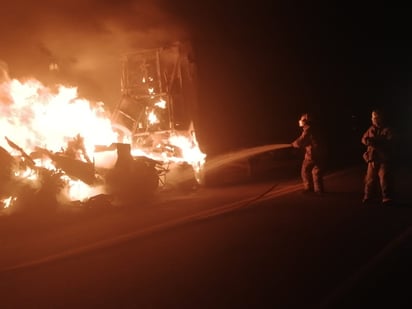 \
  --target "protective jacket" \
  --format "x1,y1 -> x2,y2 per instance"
361,125 -> 393,163
292,125 -> 323,162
